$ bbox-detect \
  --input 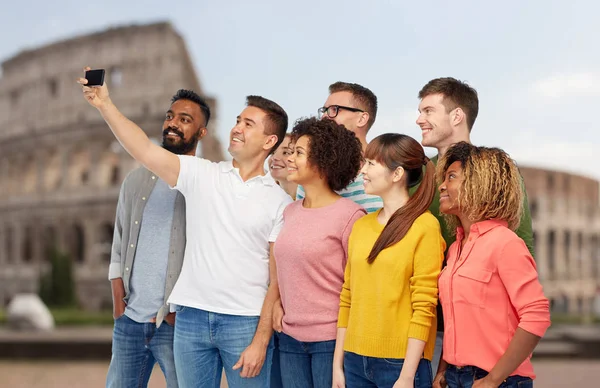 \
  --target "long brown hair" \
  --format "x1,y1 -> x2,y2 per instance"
365,133 -> 436,263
